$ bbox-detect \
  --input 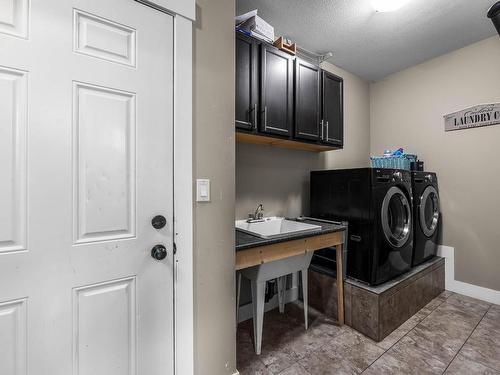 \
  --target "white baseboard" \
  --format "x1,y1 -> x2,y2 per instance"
237,286 -> 299,323
438,245 -> 500,305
